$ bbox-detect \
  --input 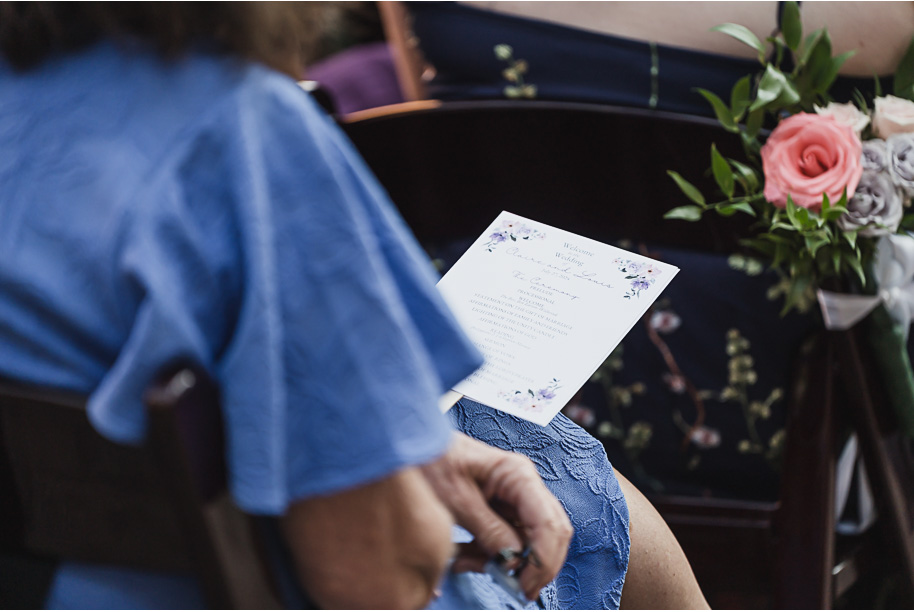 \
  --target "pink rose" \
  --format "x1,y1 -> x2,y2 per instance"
761,113 -> 863,210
